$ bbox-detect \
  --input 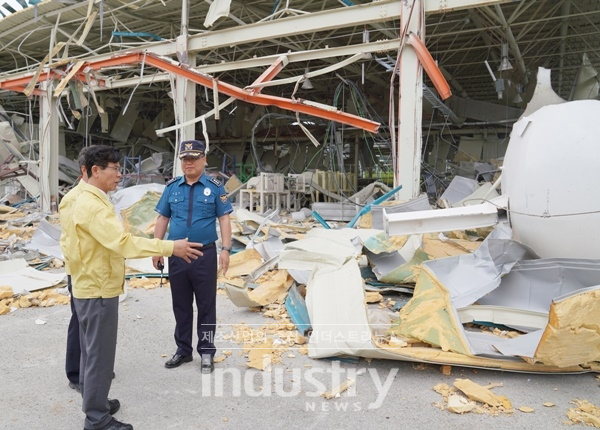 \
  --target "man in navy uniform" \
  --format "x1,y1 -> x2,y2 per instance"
60,146 -> 88,393
152,139 -> 233,374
